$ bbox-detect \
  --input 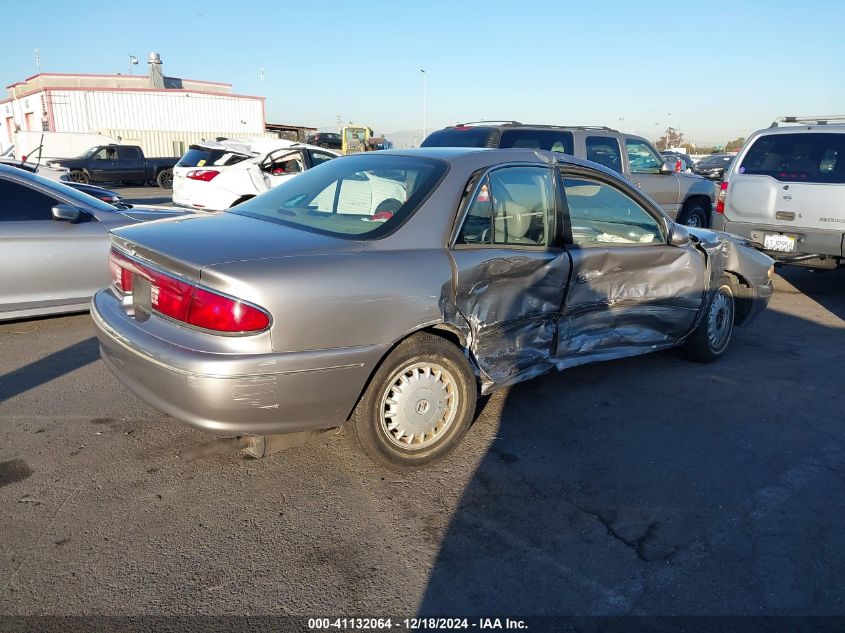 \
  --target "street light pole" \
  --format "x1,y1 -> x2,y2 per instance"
666,112 -> 672,150
420,69 -> 427,142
